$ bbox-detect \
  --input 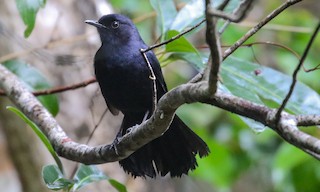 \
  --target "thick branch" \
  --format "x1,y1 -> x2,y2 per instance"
0,0 -> 318,164
205,0 -> 222,94
296,115 -> 320,126
0,63 -> 206,163
1,62 -> 320,163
